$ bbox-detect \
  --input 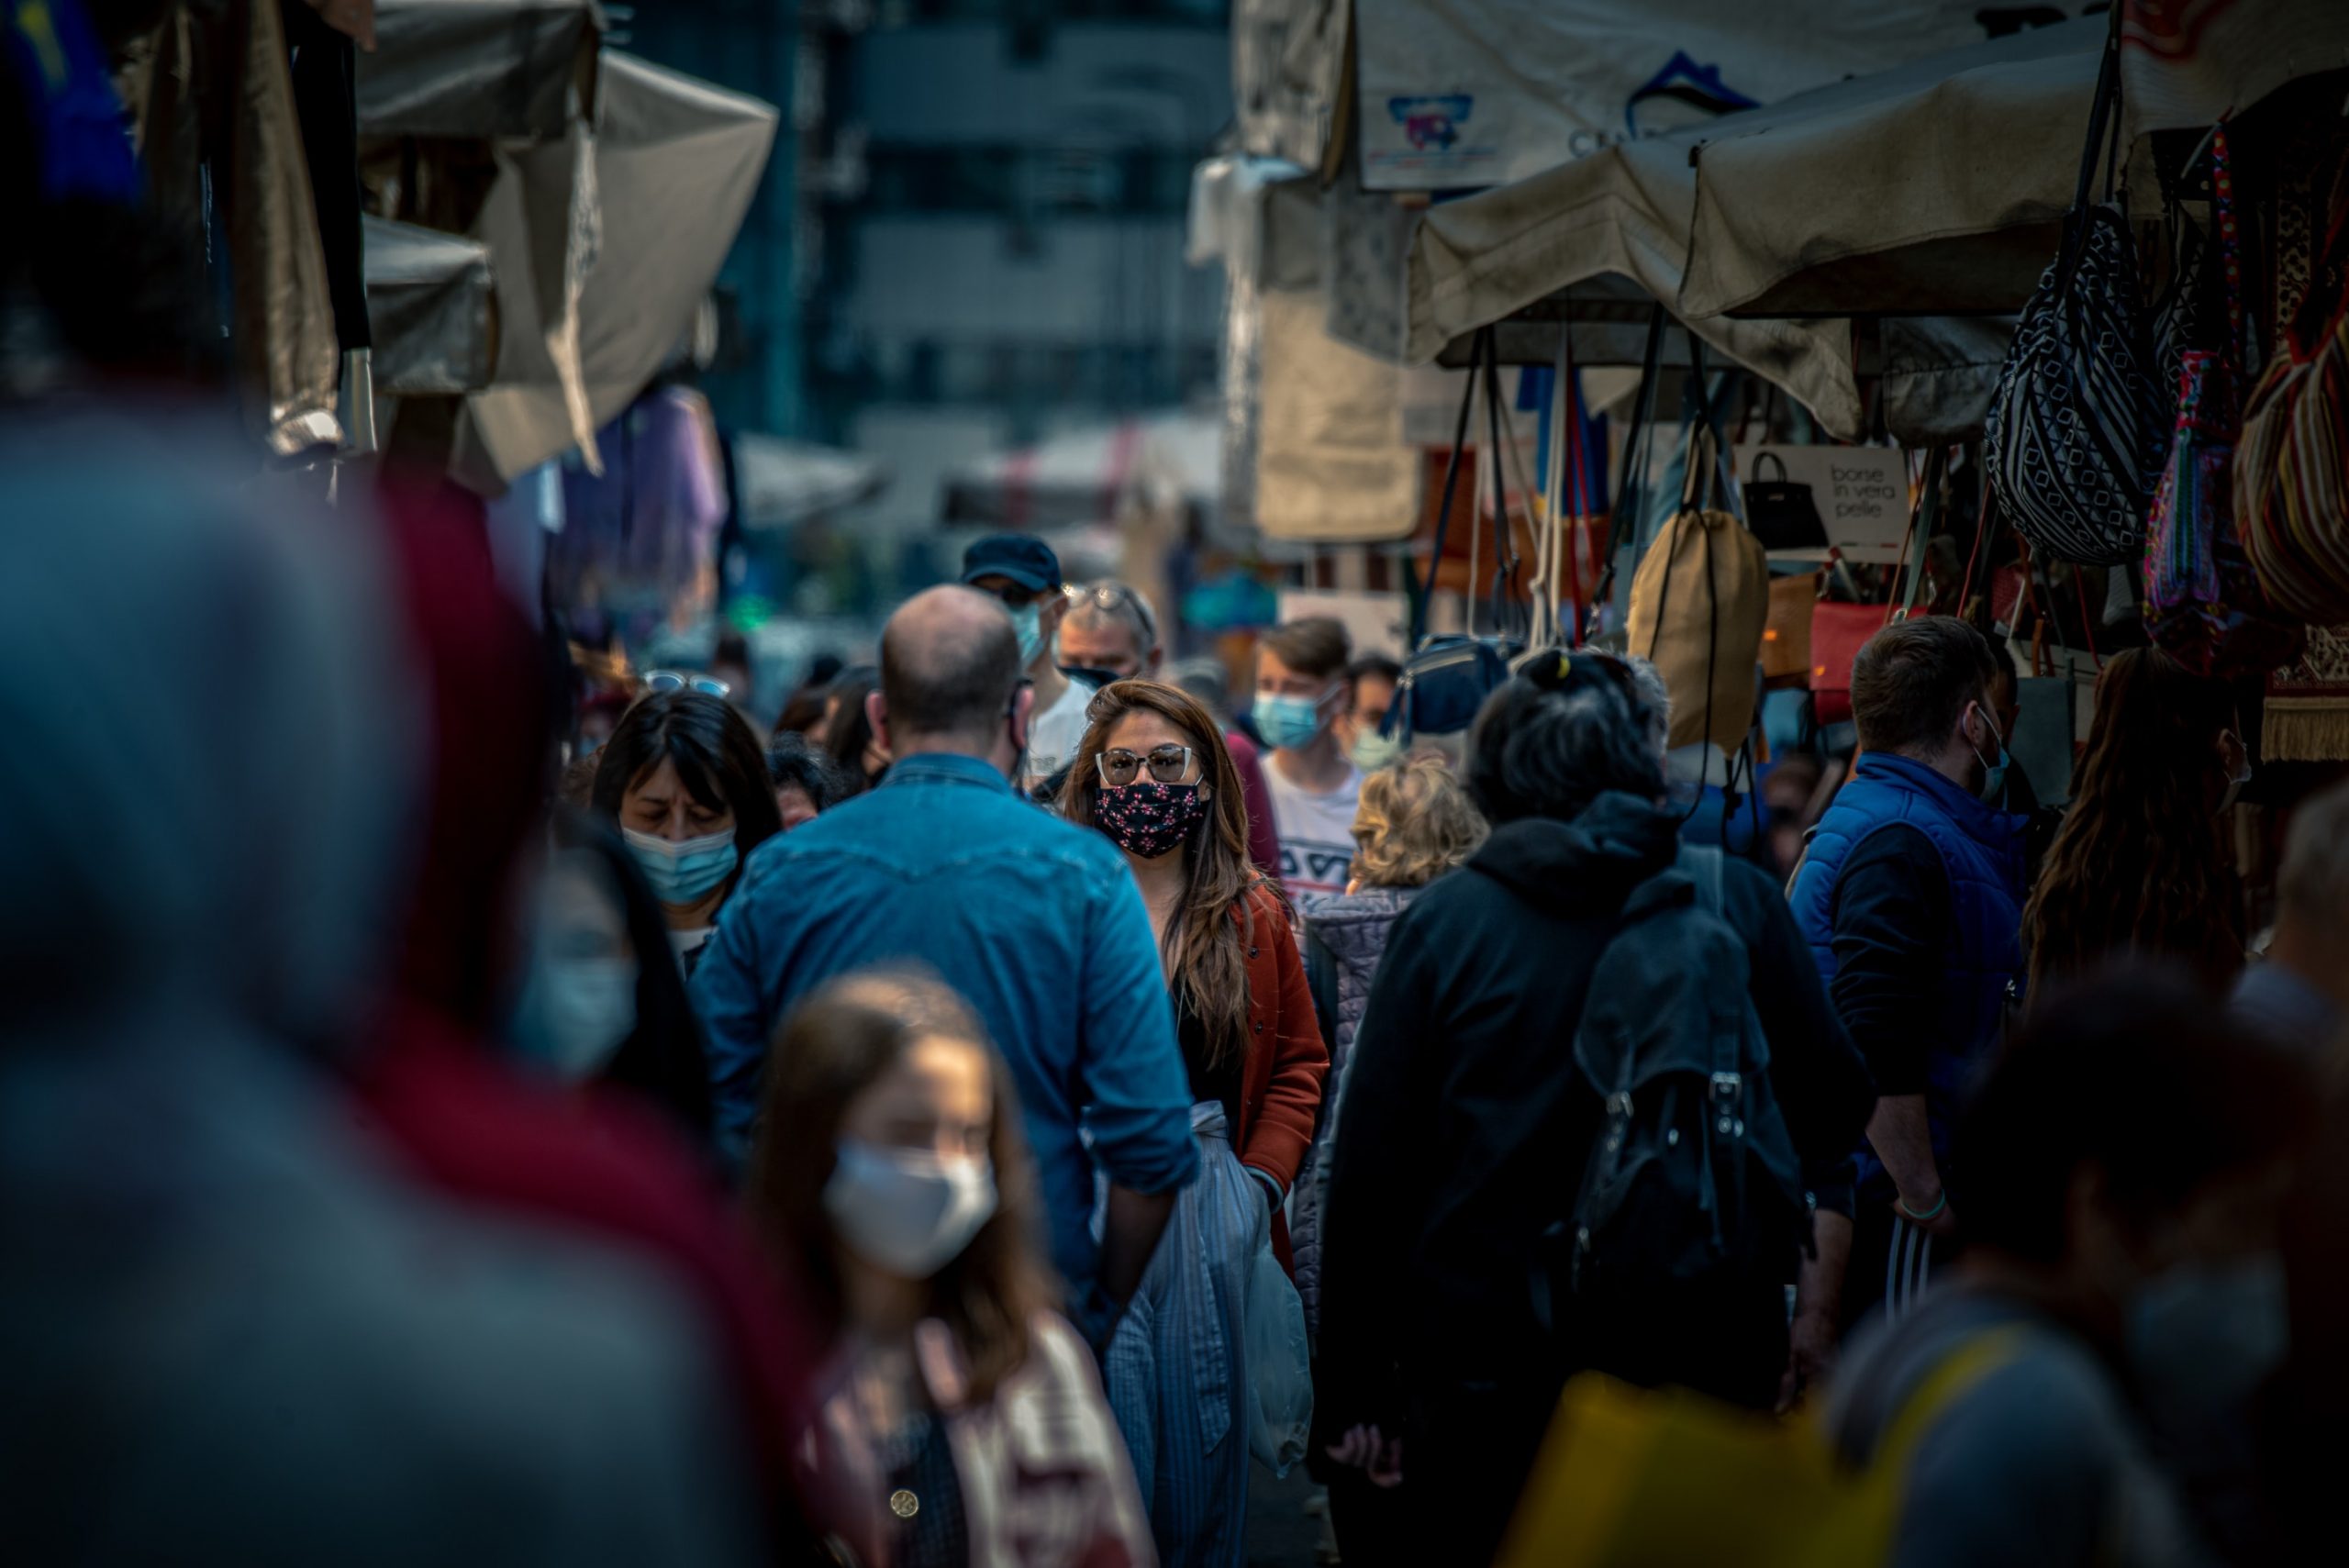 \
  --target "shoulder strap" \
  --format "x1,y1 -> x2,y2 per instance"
1682,842 -> 1726,919
1869,1326 -> 2028,1476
